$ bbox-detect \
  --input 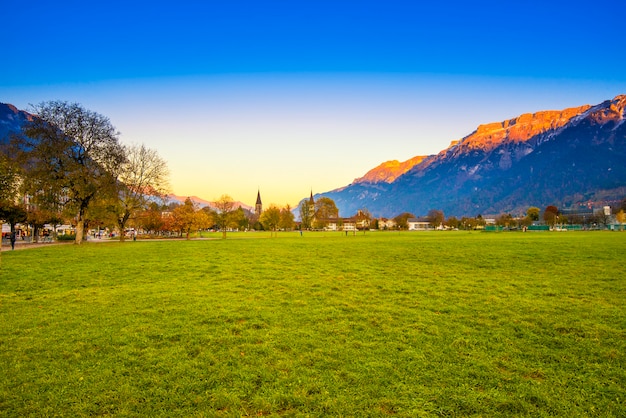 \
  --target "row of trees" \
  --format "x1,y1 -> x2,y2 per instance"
136,197 -> 296,239
388,203 -> 626,231
1,101 -> 169,244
